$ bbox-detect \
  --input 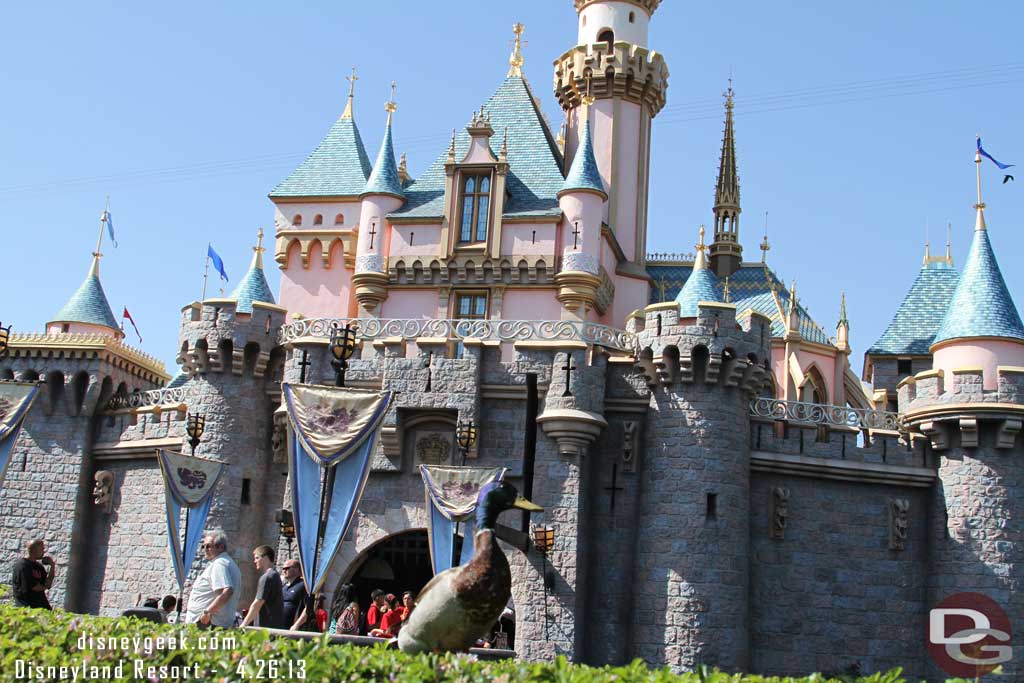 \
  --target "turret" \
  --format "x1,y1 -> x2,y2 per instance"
674,226 -> 720,317
556,99 -> 607,316
353,84 -> 405,315
230,229 -> 276,314
48,255 -> 124,340
554,0 -> 669,277
708,86 -> 742,277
